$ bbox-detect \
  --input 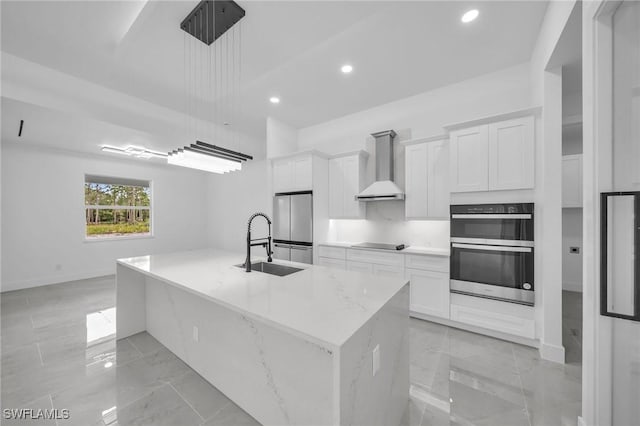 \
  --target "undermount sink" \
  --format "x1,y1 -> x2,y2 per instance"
235,262 -> 303,277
